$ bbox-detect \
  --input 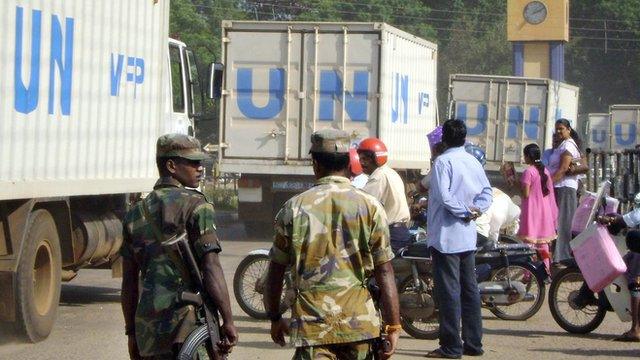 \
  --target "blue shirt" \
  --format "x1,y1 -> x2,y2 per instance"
427,146 -> 493,254
623,208 -> 640,227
